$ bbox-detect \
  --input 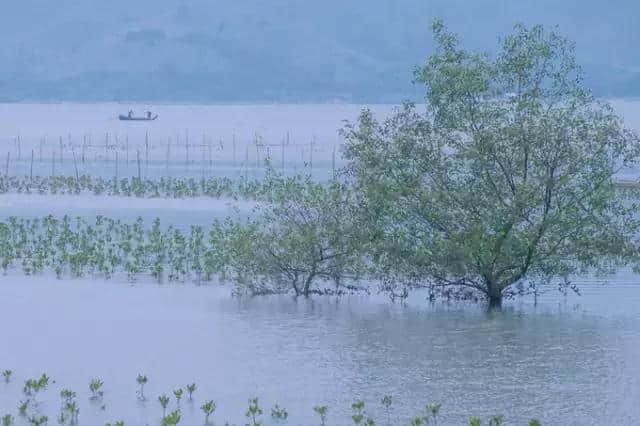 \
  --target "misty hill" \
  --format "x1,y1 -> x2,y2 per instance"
1,0 -> 639,102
